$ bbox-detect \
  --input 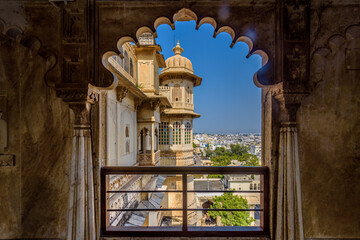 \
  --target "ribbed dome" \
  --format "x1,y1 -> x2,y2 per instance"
162,41 -> 193,73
